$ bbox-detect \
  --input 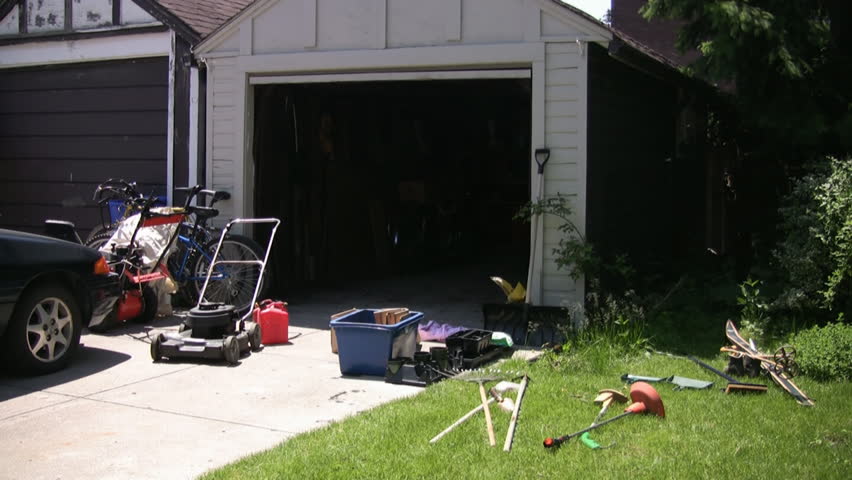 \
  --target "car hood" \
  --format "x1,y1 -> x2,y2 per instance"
0,229 -> 101,267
